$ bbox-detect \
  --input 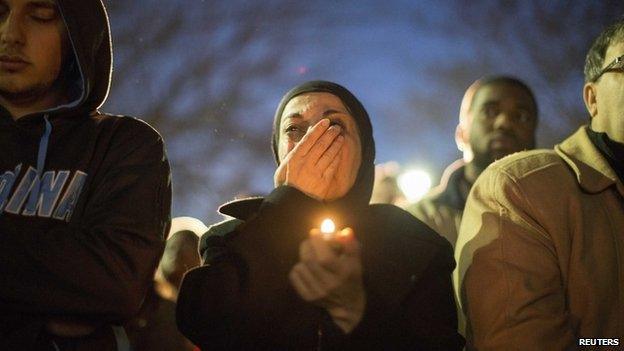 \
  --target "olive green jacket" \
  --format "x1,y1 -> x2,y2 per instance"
455,126 -> 624,350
